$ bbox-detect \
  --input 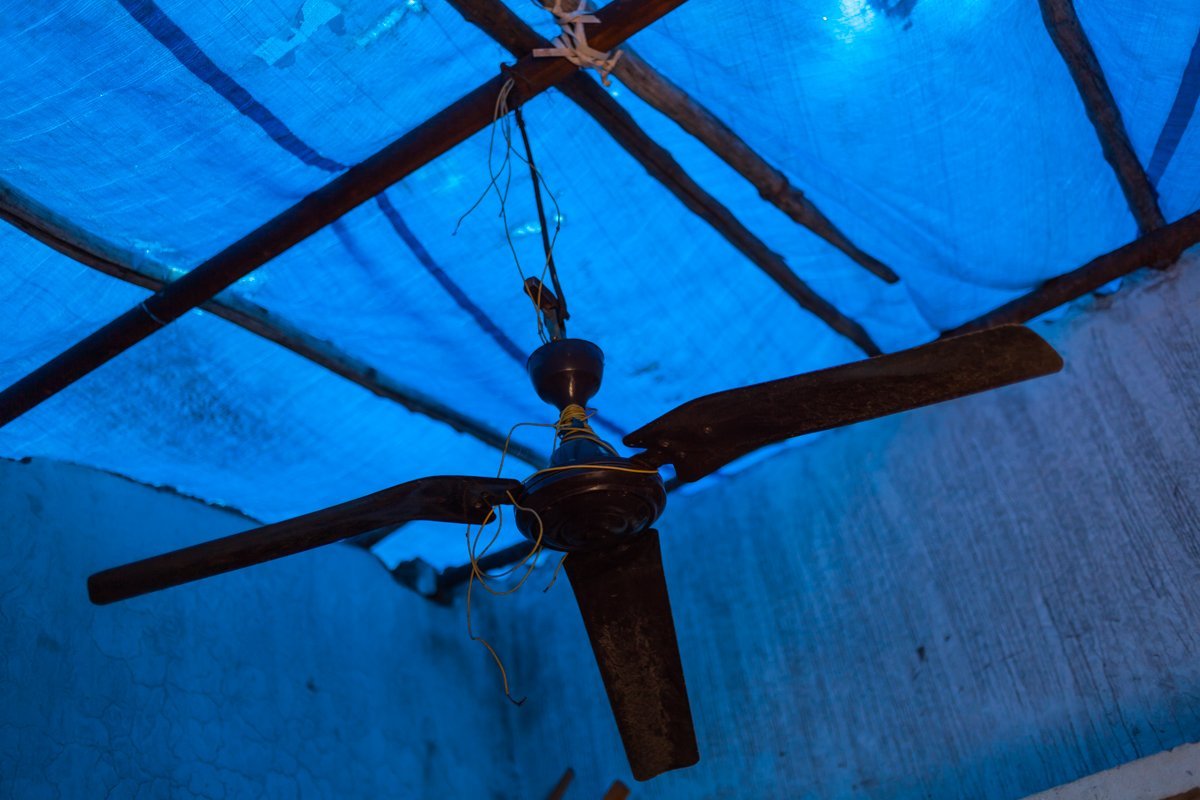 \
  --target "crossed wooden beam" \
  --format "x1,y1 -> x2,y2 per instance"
1,0 -> 1198,478
0,0 -> 695,429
